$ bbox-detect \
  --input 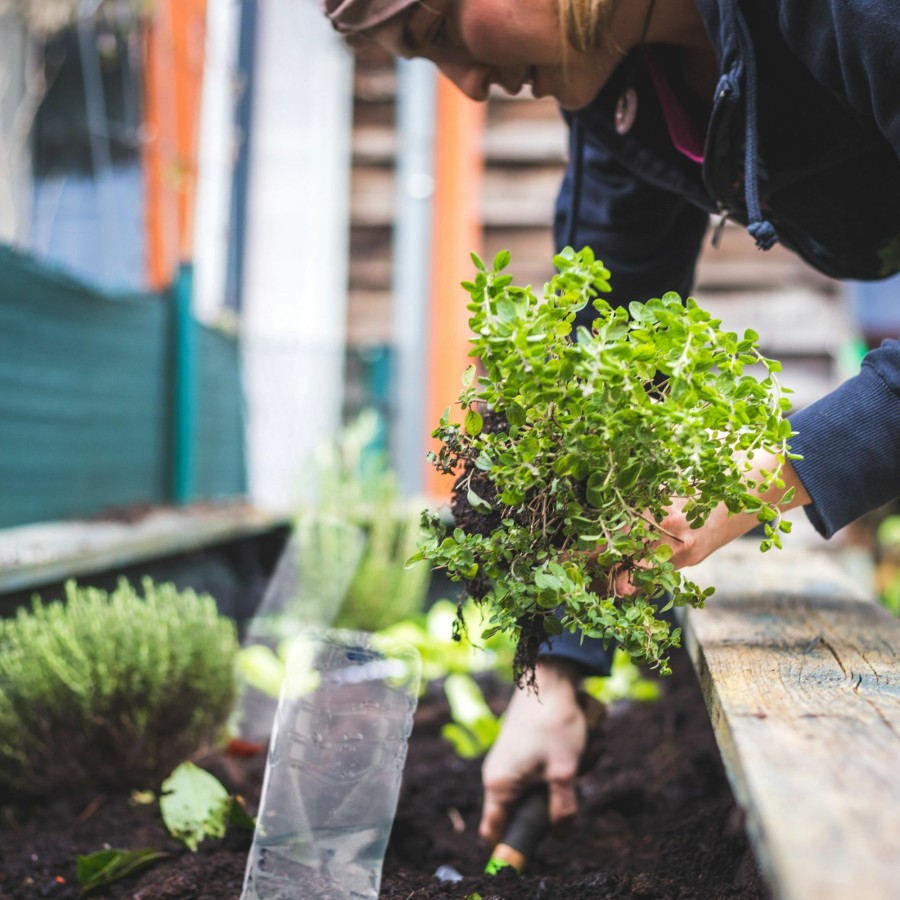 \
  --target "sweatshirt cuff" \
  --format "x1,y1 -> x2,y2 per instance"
539,627 -> 613,676
790,344 -> 900,538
